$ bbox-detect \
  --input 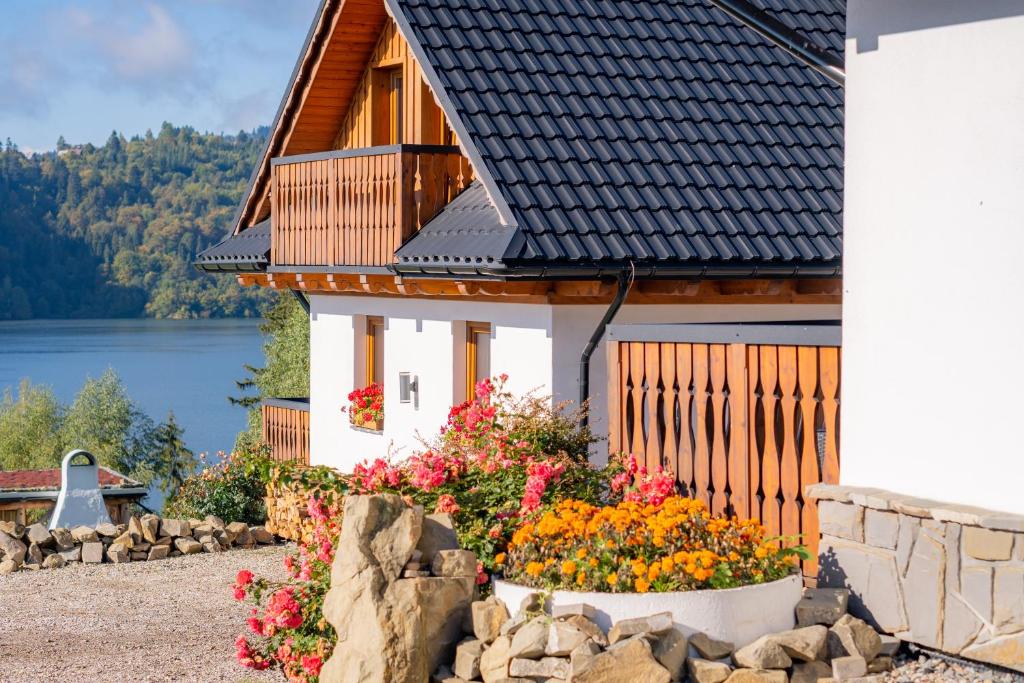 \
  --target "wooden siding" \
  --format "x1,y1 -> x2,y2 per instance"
261,403 -> 311,465
270,145 -> 473,267
334,19 -> 455,149
608,339 -> 841,576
